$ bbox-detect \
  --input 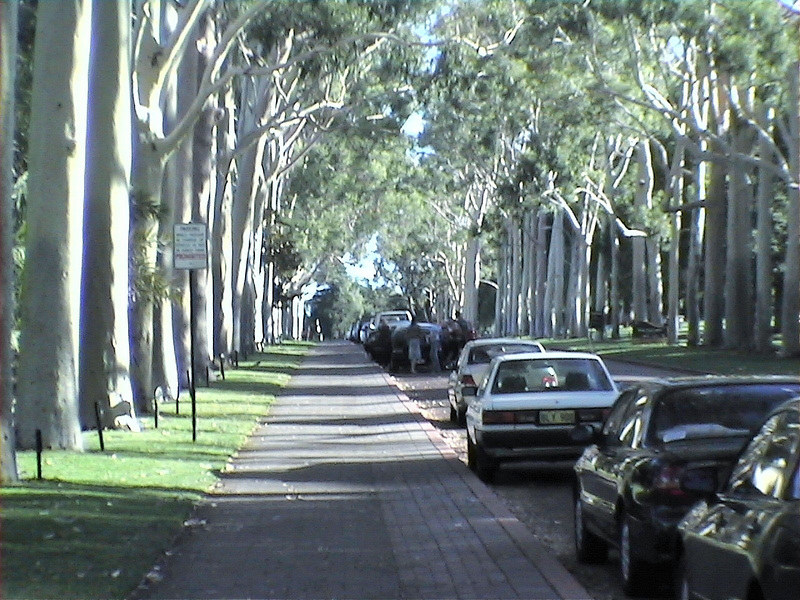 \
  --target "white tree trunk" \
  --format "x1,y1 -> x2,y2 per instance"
781,60 -> 800,357
212,88 -> 236,360
190,11 -> 216,375
16,0 -> 91,450
463,236 -> 481,324
686,154 -> 707,346
631,140 -> 652,322
0,0 -> 19,481
754,110 -> 775,352
544,211 -> 565,338
610,226 -> 622,337
533,209 -> 548,337
80,0 -> 138,430
170,53 -> 197,390
724,125 -> 755,349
